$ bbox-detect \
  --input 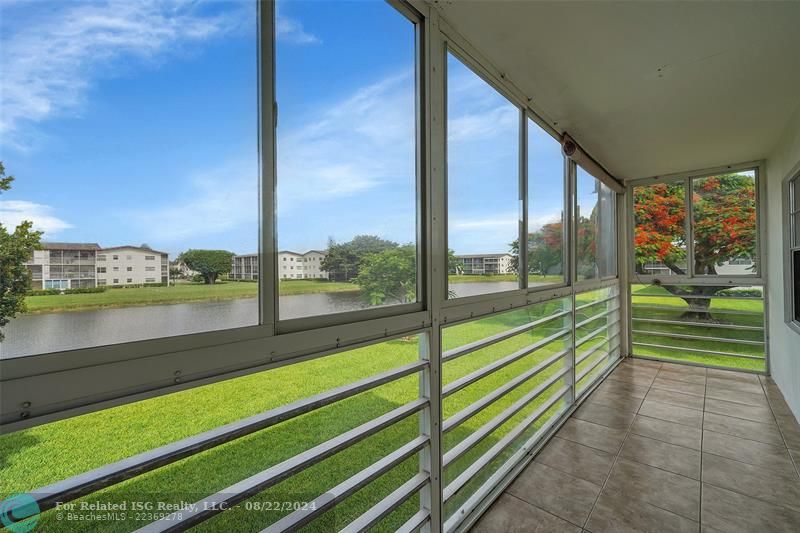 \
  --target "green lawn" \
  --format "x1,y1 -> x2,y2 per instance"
630,283 -> 766,371
0,297 -> 605,533
23,280 -> 359,314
